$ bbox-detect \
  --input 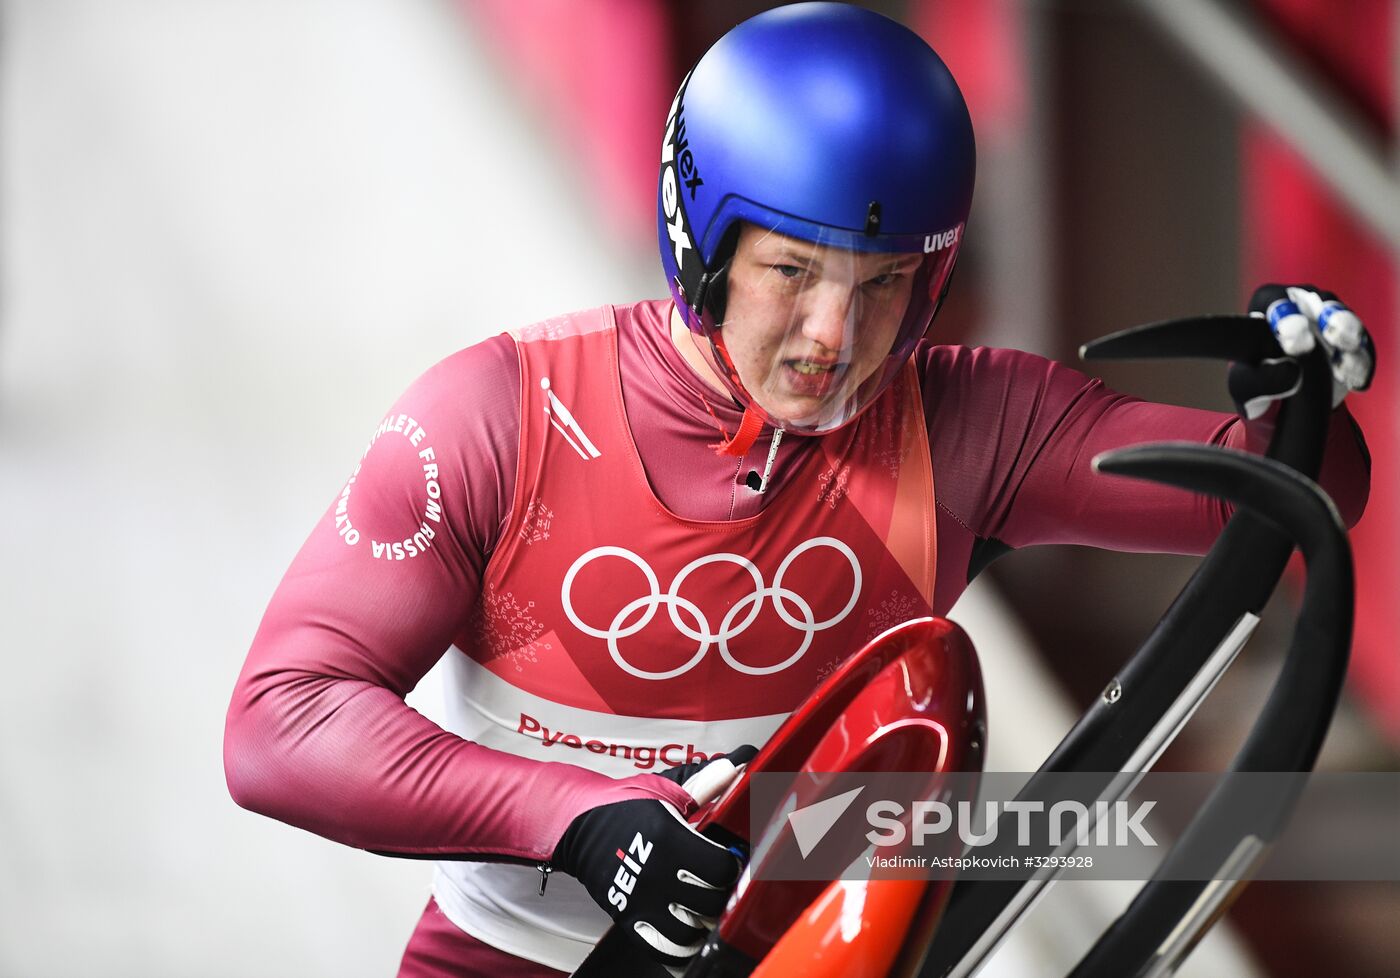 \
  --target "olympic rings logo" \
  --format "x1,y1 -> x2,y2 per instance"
560,537 -> 862,680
